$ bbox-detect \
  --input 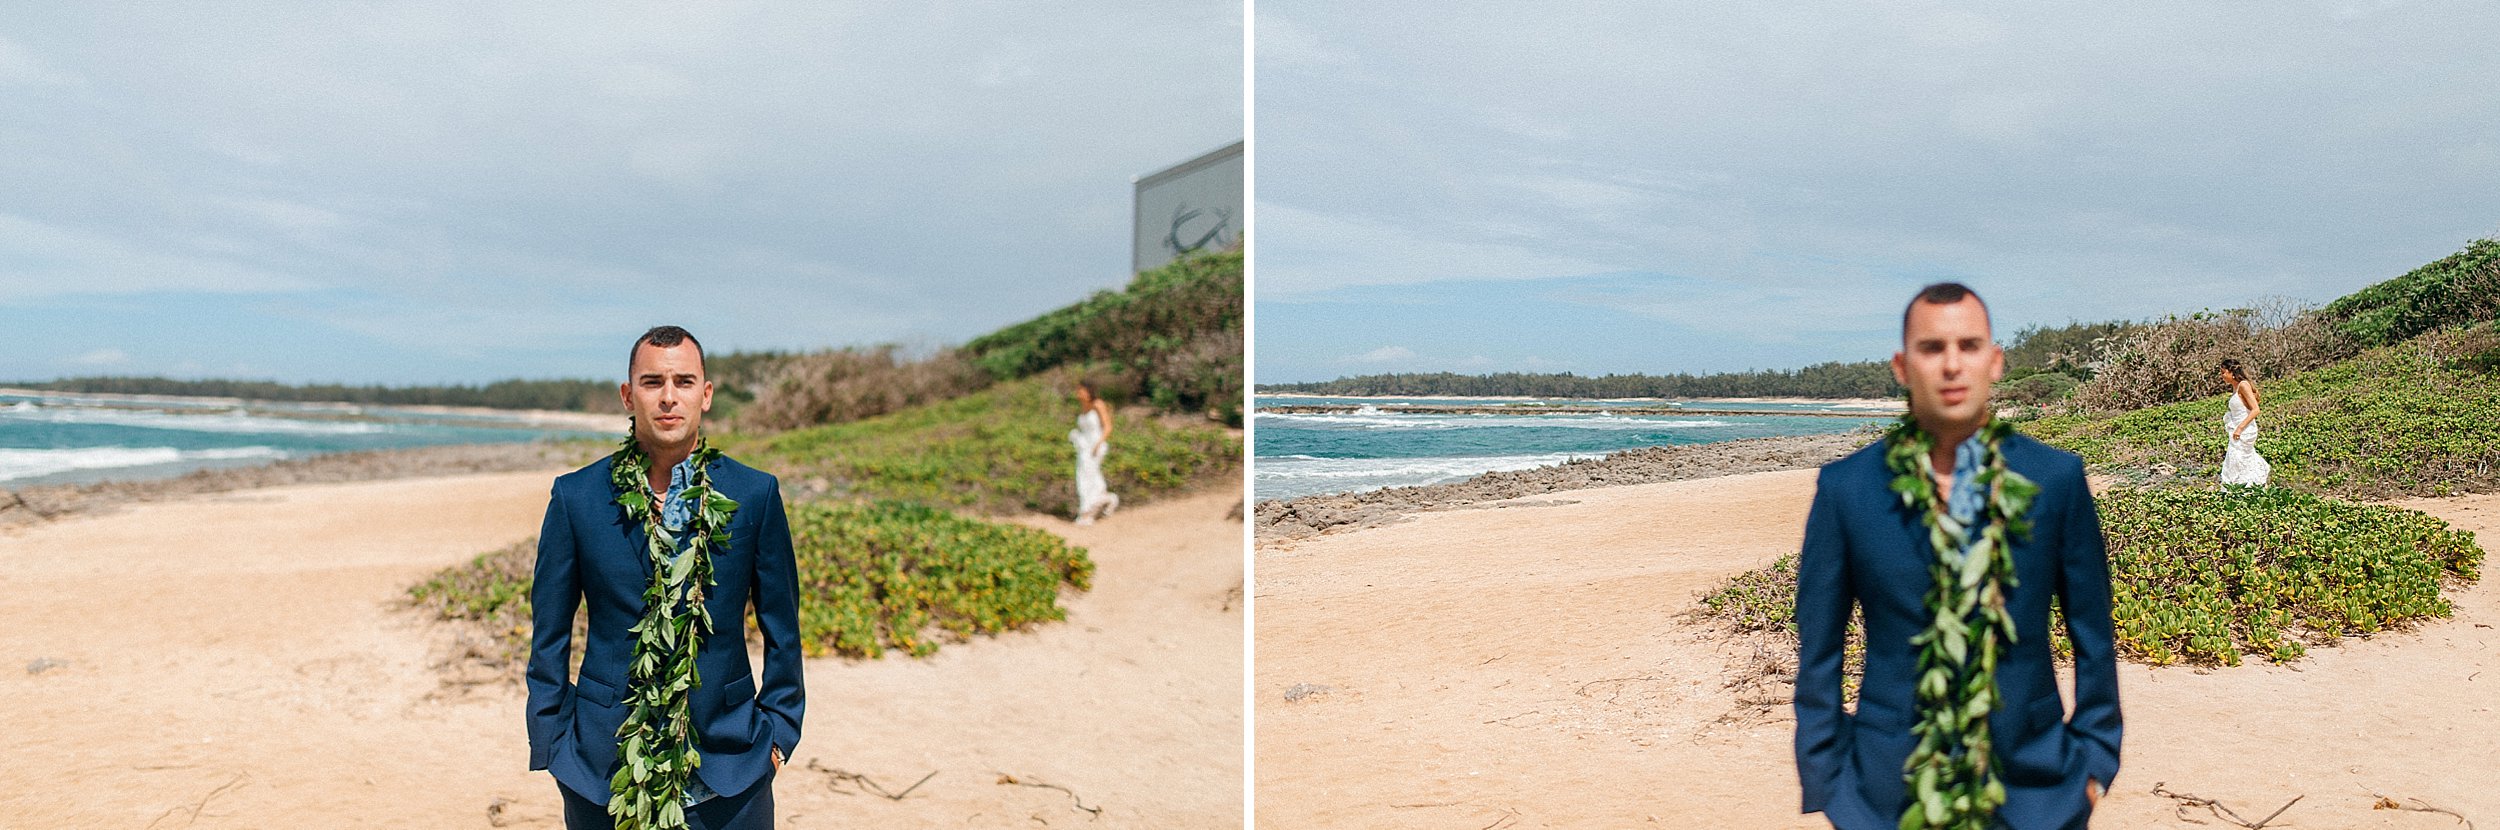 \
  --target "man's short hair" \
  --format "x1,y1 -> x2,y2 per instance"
629,325 -> 706,375
1901,282 -> 1992,340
